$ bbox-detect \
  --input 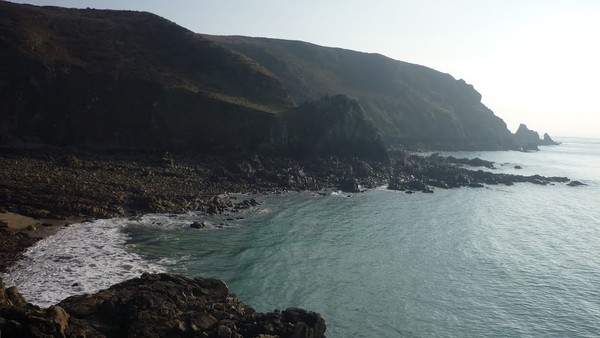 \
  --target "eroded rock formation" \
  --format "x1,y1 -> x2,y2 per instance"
514,124 -> 559,150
